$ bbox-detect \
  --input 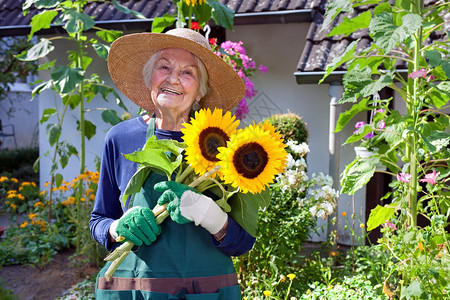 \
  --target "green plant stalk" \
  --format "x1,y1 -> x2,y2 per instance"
48,99 -> 70,223
76,13 -> 86,252
406,0 -> 424,229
